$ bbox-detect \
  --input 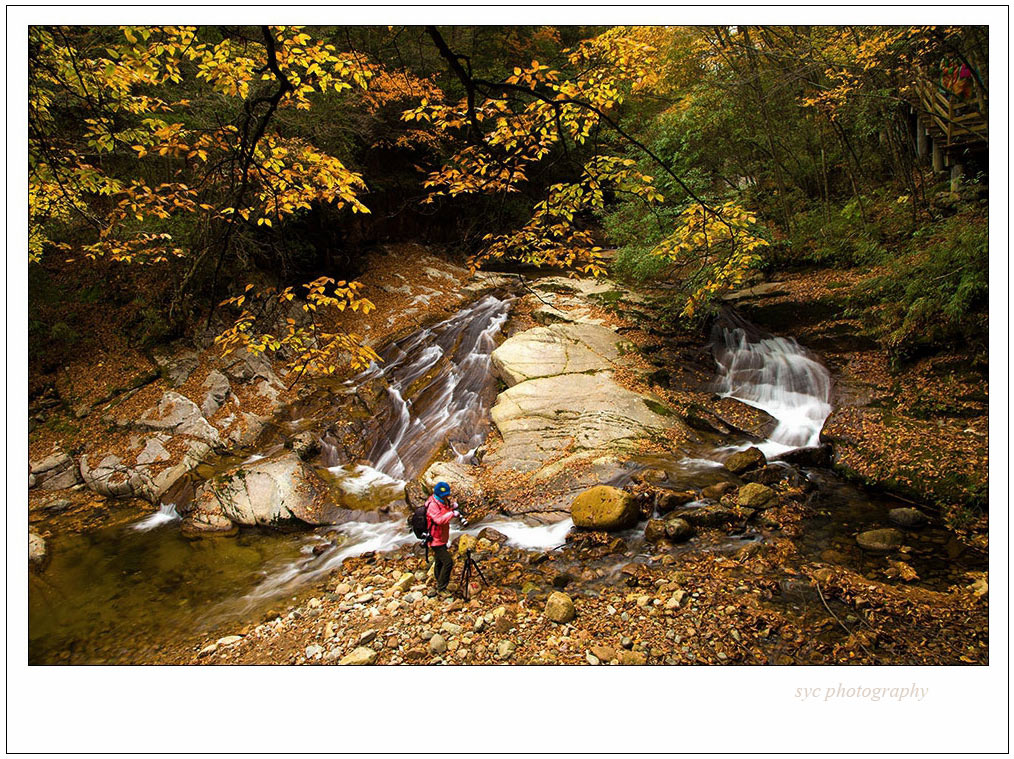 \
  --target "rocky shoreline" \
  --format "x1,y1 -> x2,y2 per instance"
29,251 -> 989,666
